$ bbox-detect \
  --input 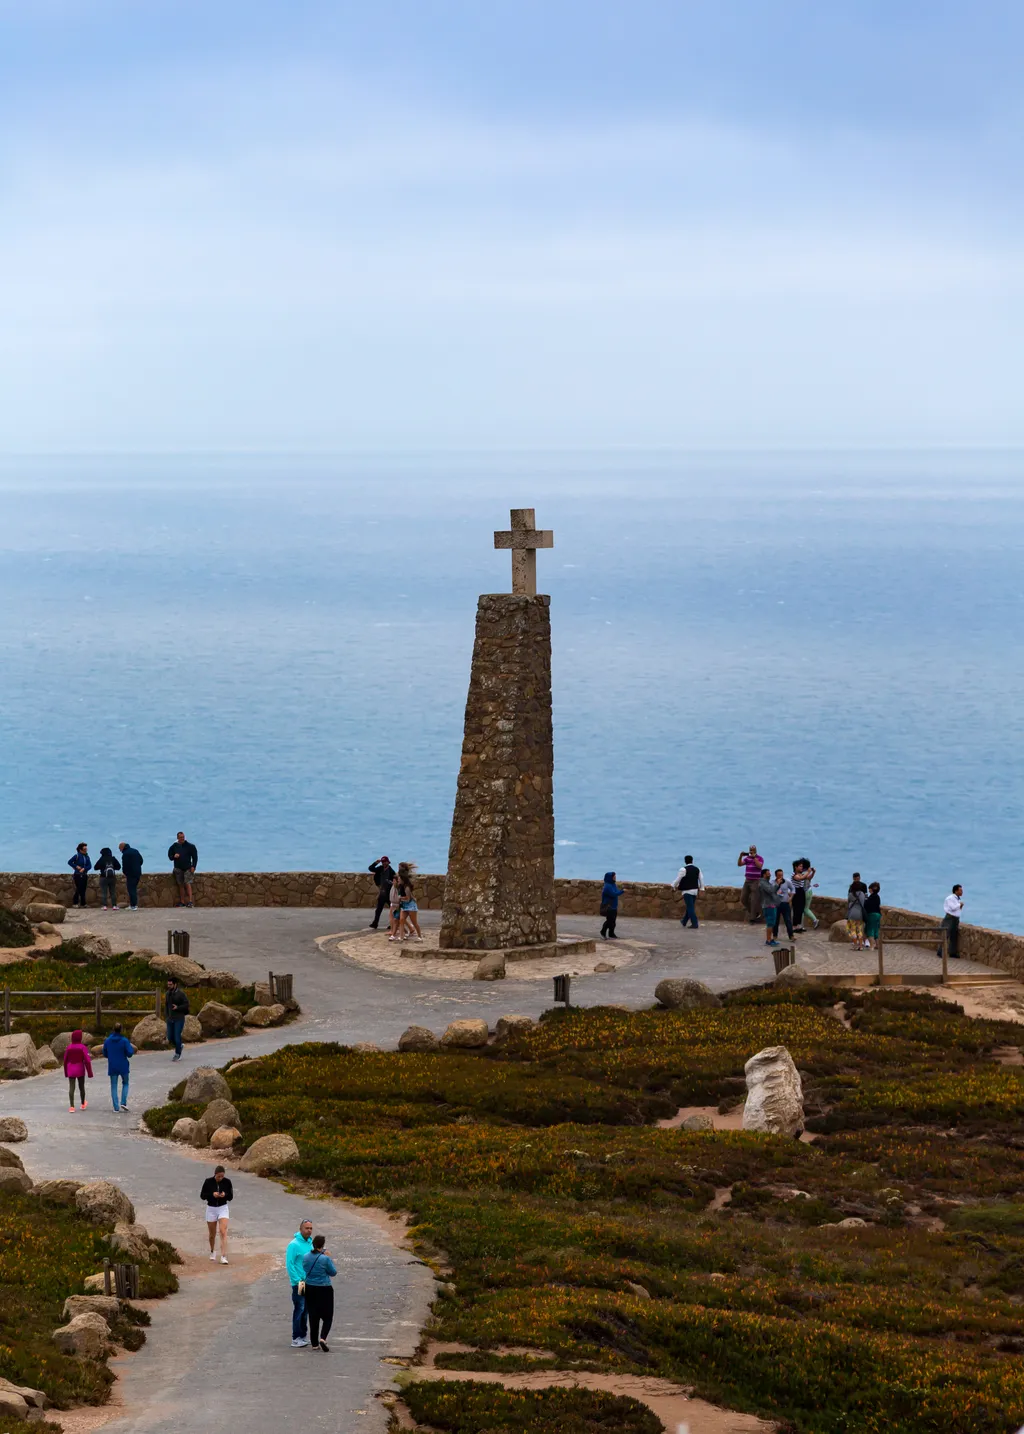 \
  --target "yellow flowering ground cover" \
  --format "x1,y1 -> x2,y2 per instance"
147,987 -> 1024,1433
0,1186 -> 178,1430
